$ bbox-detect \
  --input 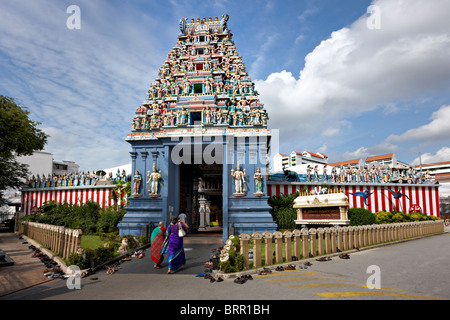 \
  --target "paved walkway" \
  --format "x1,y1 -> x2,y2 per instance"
0,231 -> 223,298
1,223 -> 448,299
0,233 -> 53,297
